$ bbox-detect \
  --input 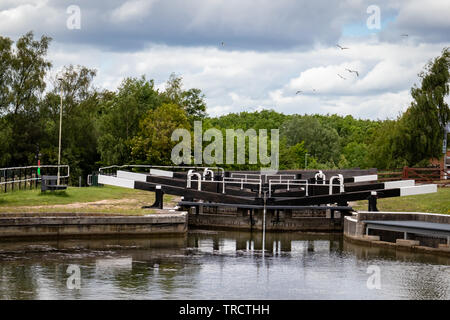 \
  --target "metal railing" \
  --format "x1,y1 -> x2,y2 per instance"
268,179 -> 308,197
0,165 -> 70,193
99,164 -> 225,177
